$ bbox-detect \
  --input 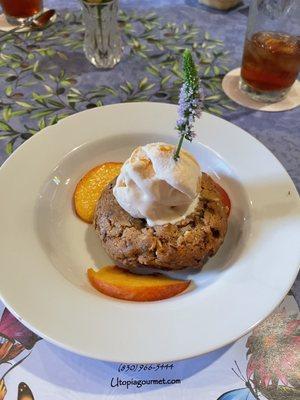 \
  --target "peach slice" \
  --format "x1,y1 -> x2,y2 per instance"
213,180 -> 231,216
74,162 -> 122,223
87,266 -> 190,302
